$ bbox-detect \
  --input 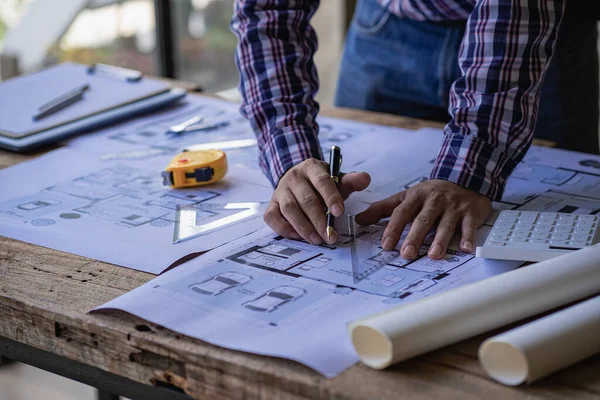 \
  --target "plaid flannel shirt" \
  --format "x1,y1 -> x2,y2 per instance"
231,0 -> 565,200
